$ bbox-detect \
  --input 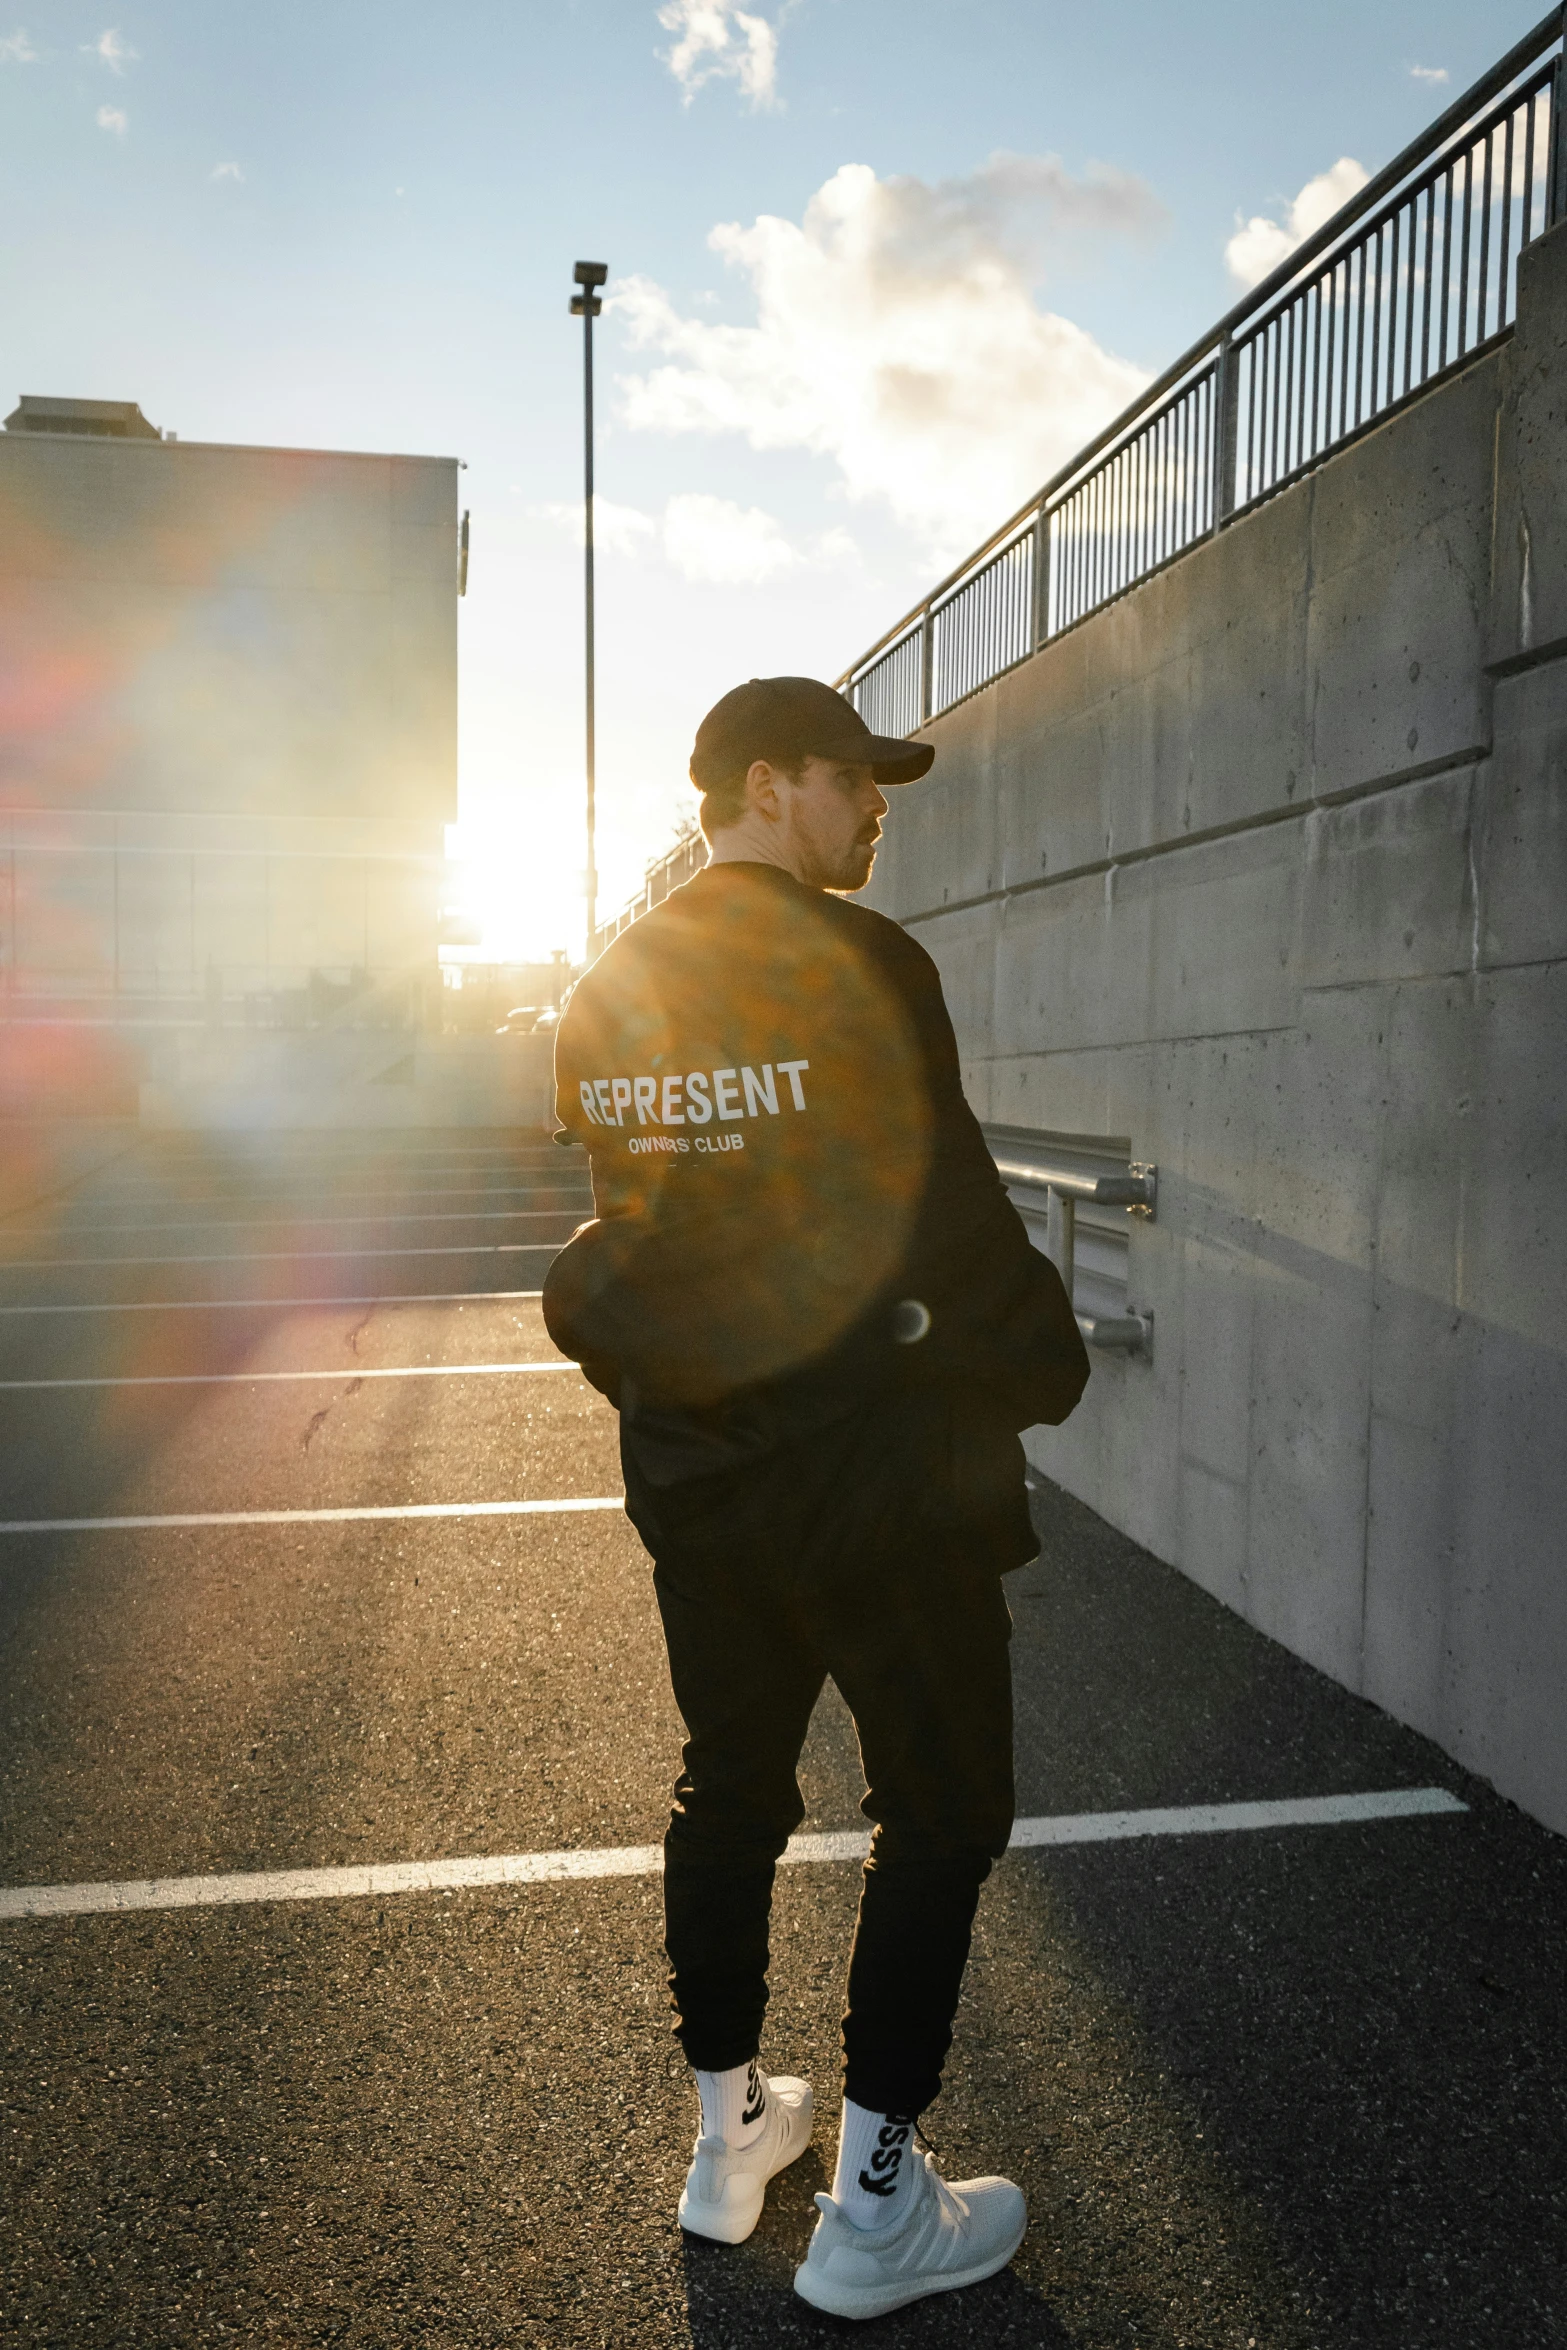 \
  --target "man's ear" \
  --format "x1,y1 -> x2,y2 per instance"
744,758 -> 784,822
